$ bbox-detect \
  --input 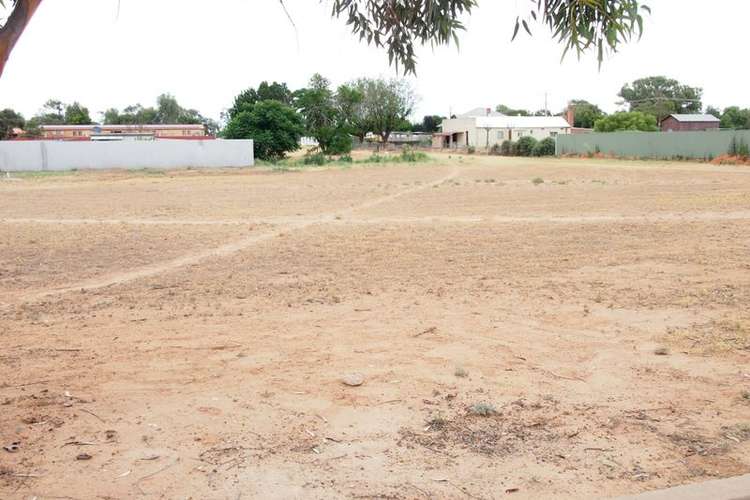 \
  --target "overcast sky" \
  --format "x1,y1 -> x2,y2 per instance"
1,0 -> 748,123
